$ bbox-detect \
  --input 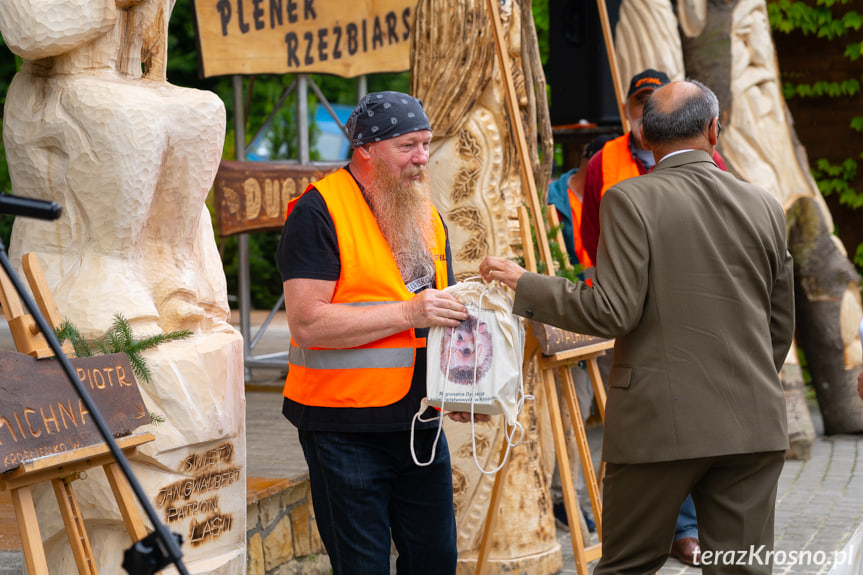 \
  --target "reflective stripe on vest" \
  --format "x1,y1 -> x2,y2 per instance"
600,134 -> 641,197
288,346 -> 415,370
283,168 -> 449,408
